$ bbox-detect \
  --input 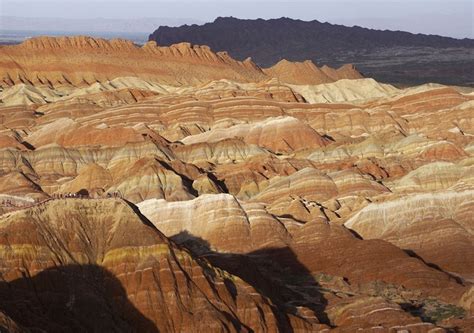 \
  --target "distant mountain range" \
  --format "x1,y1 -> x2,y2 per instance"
150,17 -> 474,86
